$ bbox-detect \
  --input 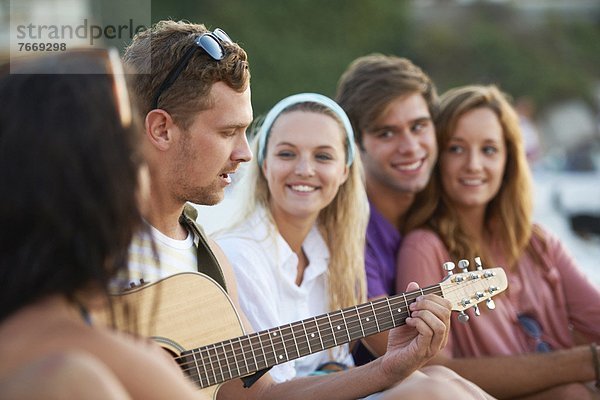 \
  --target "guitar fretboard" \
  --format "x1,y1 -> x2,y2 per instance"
178,284 -> 442,388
